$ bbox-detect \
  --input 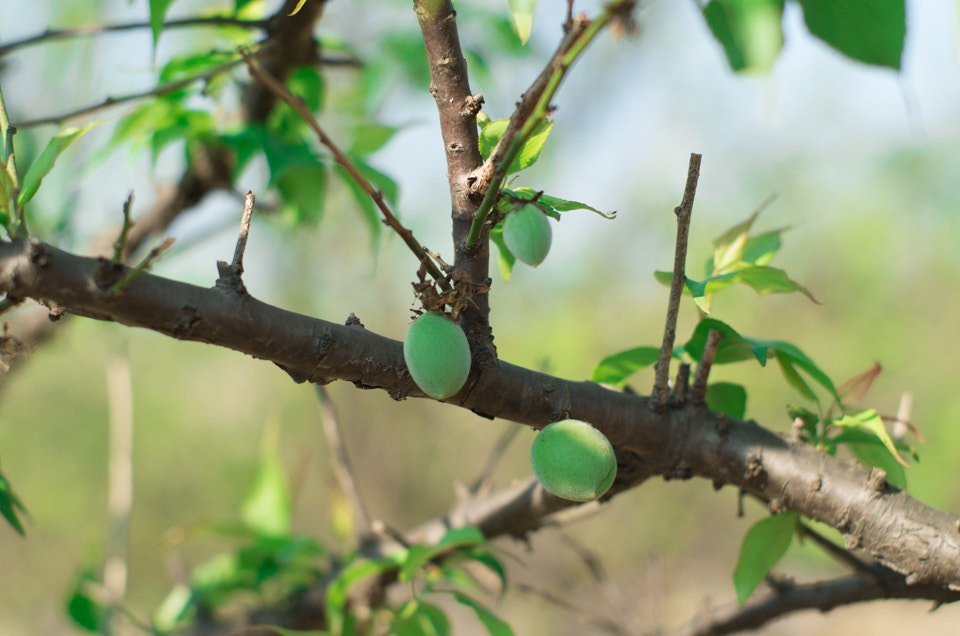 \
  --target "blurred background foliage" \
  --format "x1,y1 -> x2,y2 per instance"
0,0 -> 959,634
